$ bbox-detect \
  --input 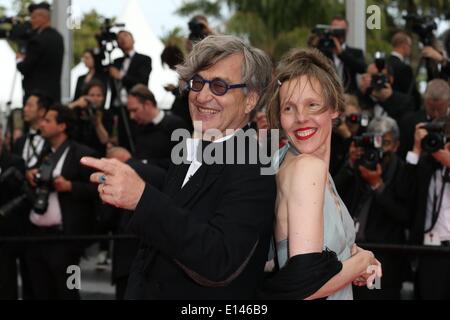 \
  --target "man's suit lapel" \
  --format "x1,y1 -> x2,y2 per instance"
164,163 -> 190,197
173,164 -> 225,208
